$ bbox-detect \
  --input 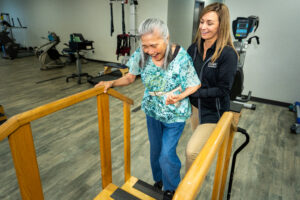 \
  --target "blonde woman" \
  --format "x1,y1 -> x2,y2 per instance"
186,3 -> 238,171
